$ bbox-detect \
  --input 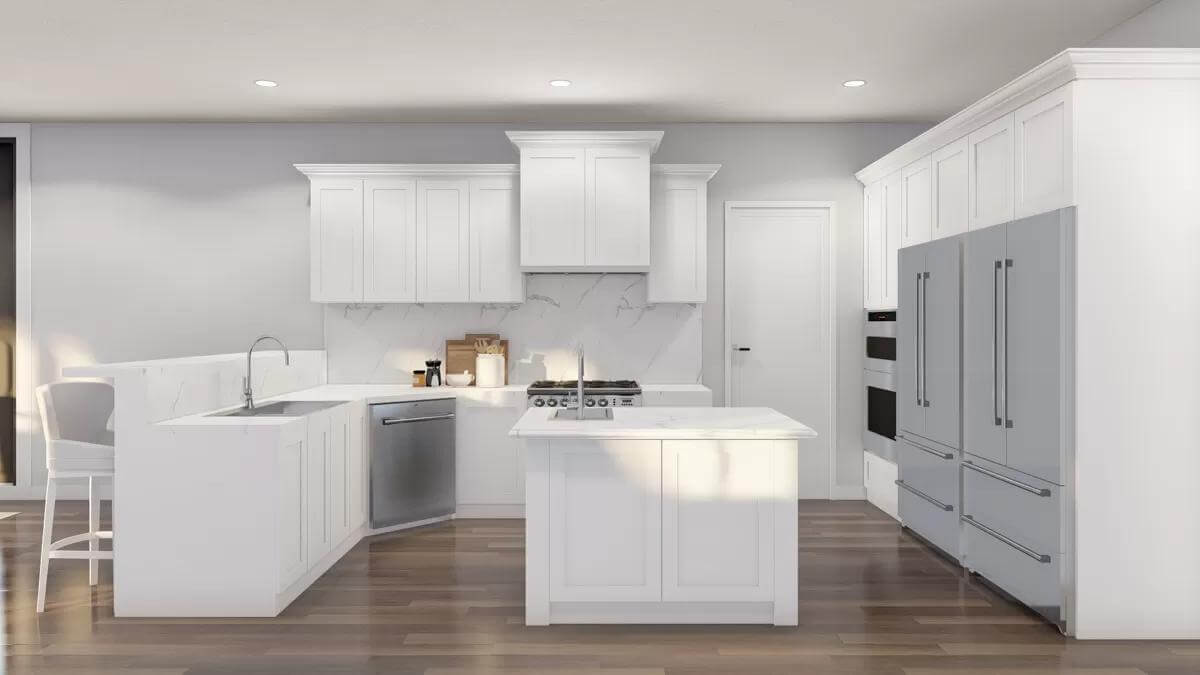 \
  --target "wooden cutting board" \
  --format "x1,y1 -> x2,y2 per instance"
444,335 -> 508,385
